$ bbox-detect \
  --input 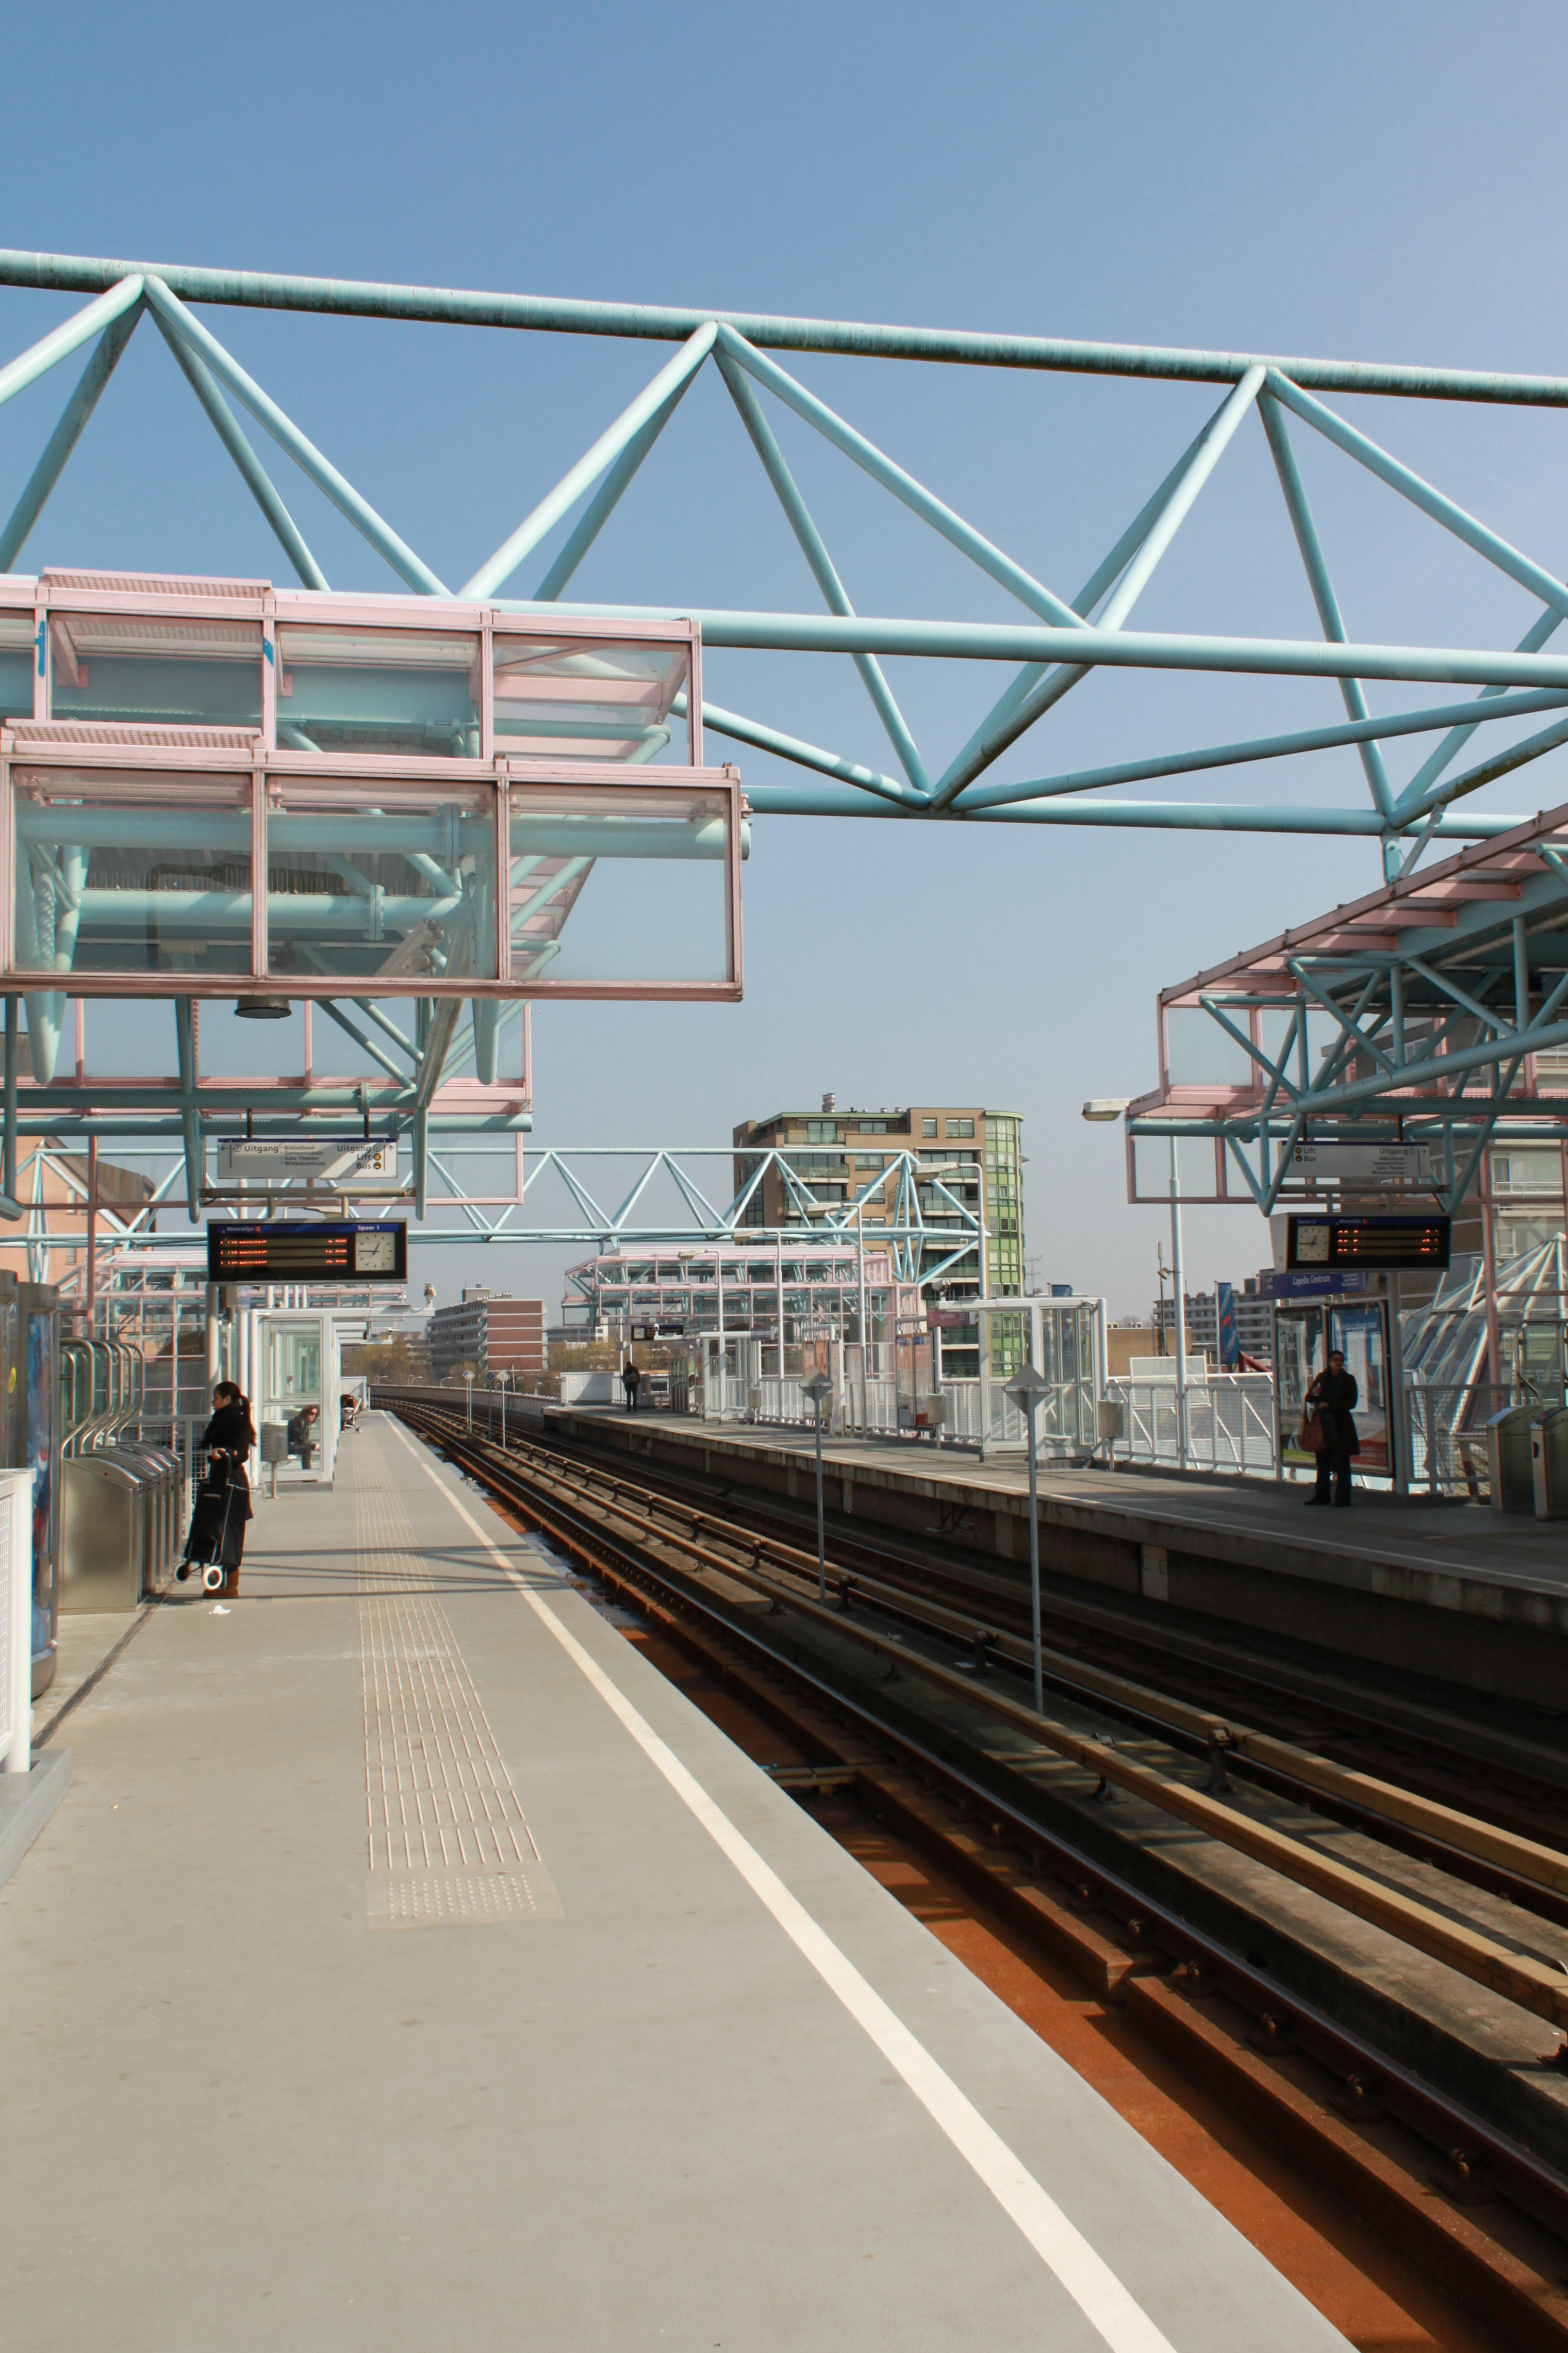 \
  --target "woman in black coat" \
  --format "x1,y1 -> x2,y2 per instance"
1304,1350 -> 1359,1508
178,1382 -> 256,1594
